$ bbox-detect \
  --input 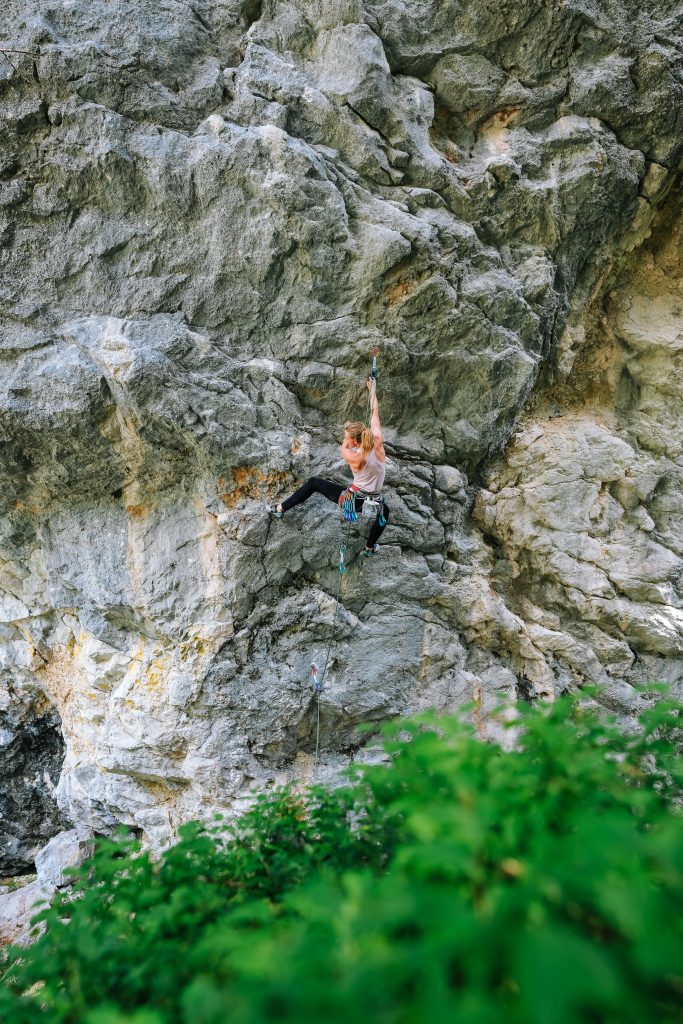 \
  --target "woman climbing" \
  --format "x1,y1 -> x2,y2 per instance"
269,377 -> 389,556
